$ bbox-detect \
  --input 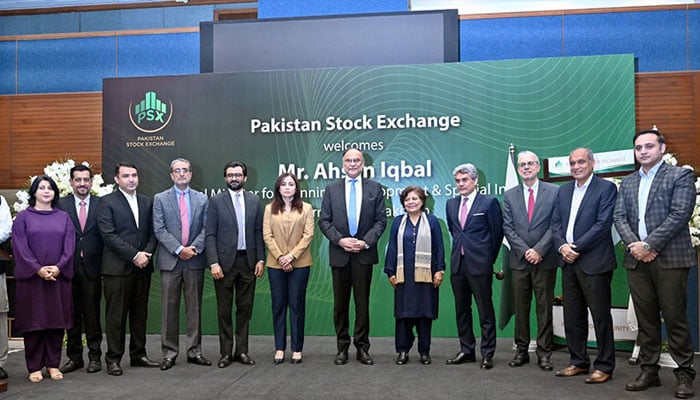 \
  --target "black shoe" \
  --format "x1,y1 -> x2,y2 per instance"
625,370 -> 662,391
357,349 -> 374,365
334,350 -> 348,365
87,360 -> 102,373
274,357 -> 284,365
160,358 -> 175,371
130,356 -> 160,368
481,357 -> 494,369
420,354 -> 431,365
187,355 -> 212,366
0,367 -> 7,379
508,352 -> 530,367
60,359 -> 84,374
291,357 -> 302,364
107,362 -> 122,376
233,353 -> 256,366
676,377 -> 694,399
217,355 -> 233,368
538,356 -> 553,371
446,352 -> 476,365
396,352 -> 409,365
